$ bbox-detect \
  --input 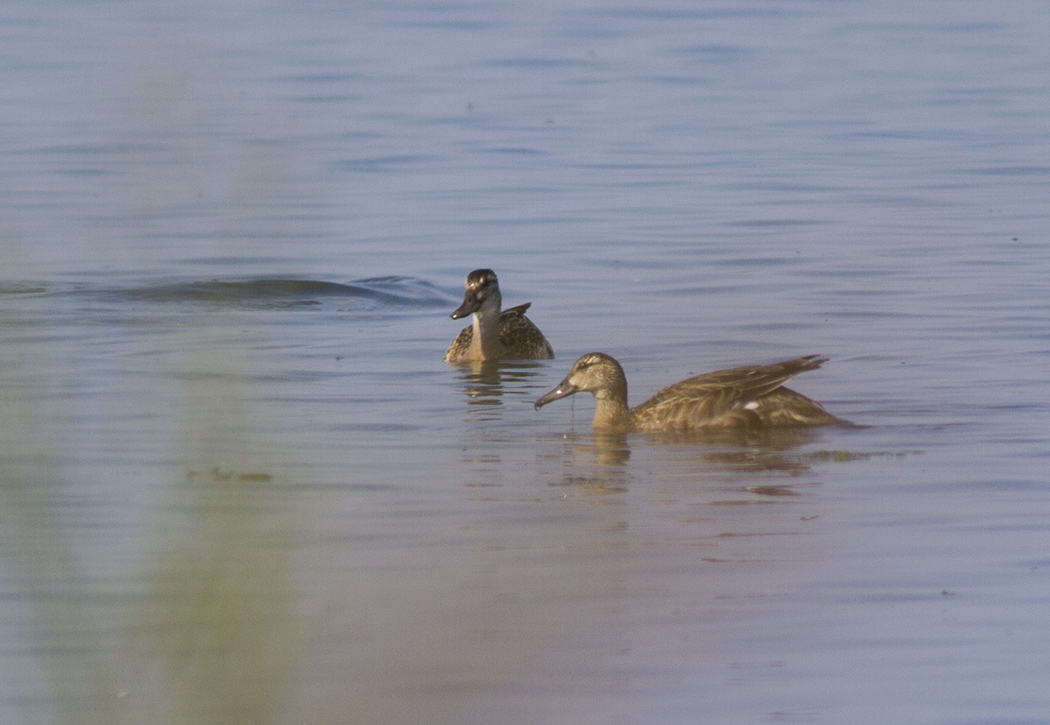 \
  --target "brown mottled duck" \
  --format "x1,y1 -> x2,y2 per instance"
535,353 -> 847,433
444,269 -> 554,364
